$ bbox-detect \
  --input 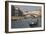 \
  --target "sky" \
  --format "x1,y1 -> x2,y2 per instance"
13,5 -> 41,12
